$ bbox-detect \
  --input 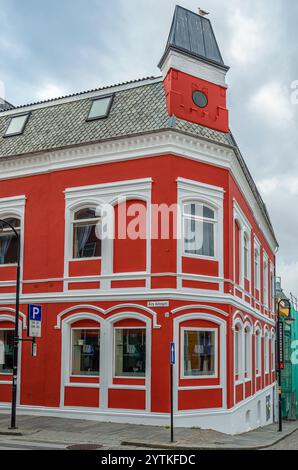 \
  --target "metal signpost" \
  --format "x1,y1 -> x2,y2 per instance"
170,341 -> 175,443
